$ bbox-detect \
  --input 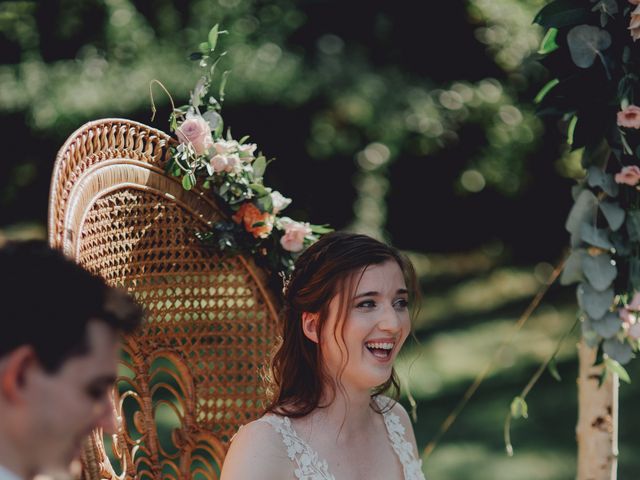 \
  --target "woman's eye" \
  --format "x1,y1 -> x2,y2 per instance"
356,300 -> 376,309
394,299 -> 409,310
